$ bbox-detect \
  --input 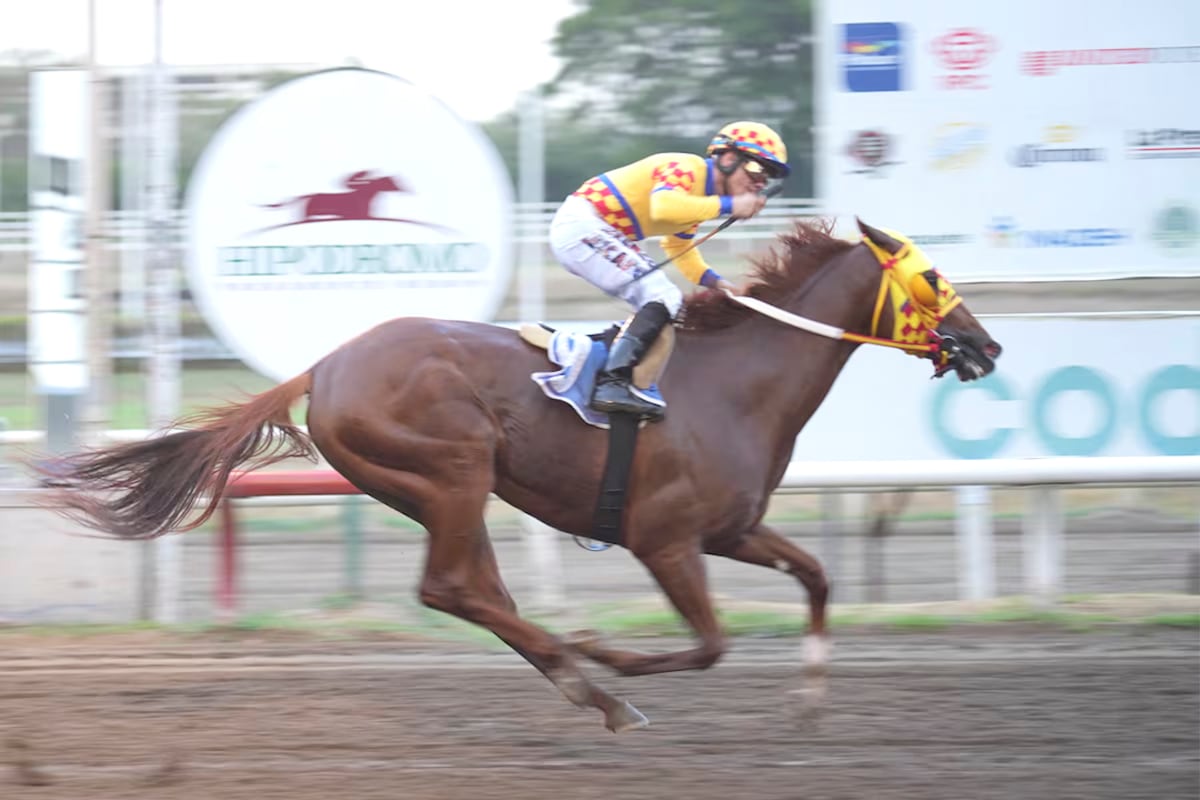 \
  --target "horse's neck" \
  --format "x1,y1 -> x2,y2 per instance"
677,256 -> 878,446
